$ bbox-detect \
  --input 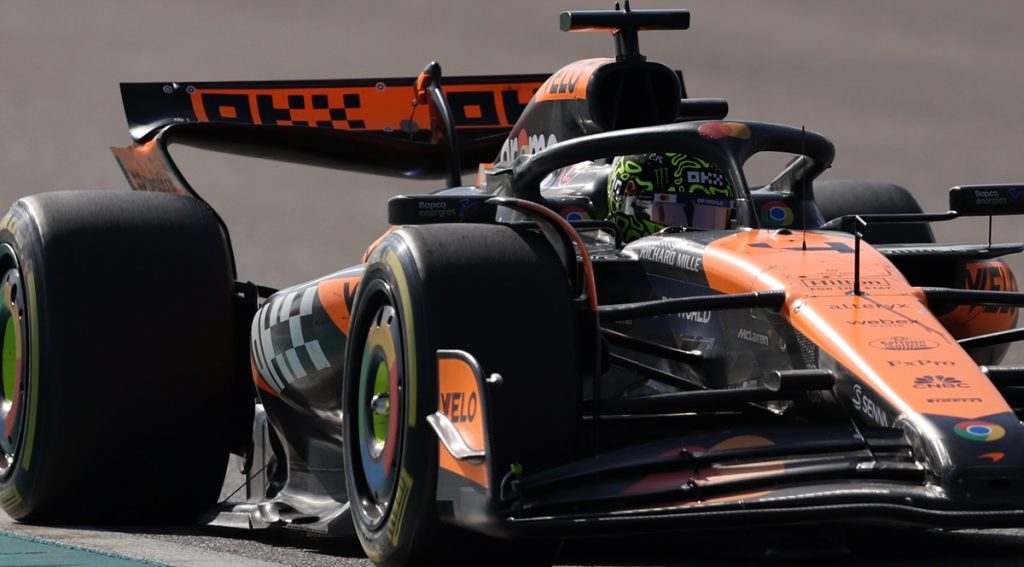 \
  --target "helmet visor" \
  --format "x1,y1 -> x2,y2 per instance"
642,194 -> 733,230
